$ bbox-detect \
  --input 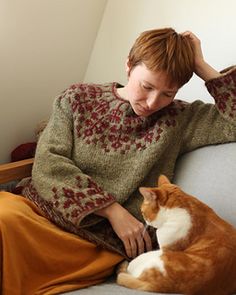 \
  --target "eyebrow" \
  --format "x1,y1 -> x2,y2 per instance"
143,80 -> 178,94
